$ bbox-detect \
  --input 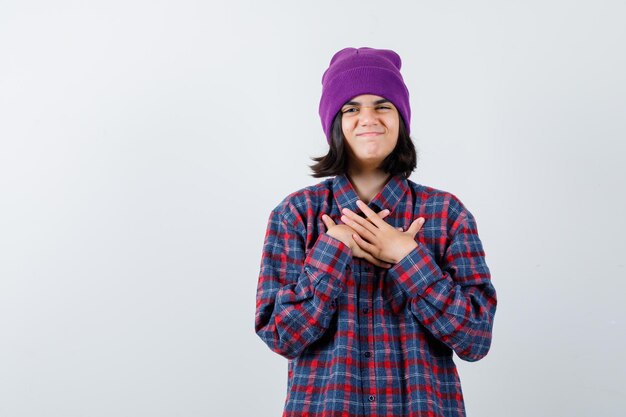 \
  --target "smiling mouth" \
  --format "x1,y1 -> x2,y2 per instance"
357,132 -> 383,137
